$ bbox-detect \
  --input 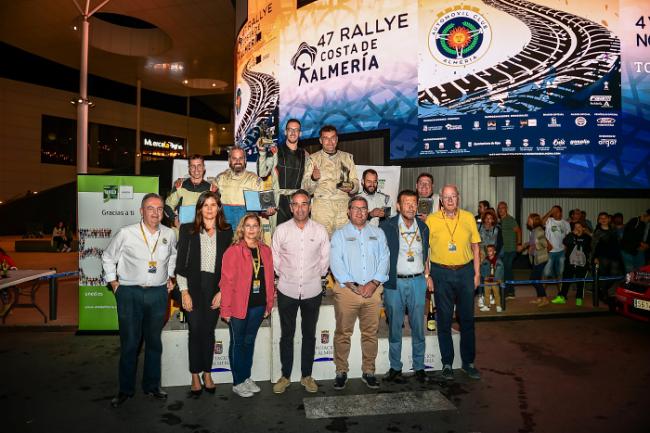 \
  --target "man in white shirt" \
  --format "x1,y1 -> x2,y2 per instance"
359,168 -> 392,227
271,189 -> 330,394
542,205 -> 571,290
102,193 -> 177,408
